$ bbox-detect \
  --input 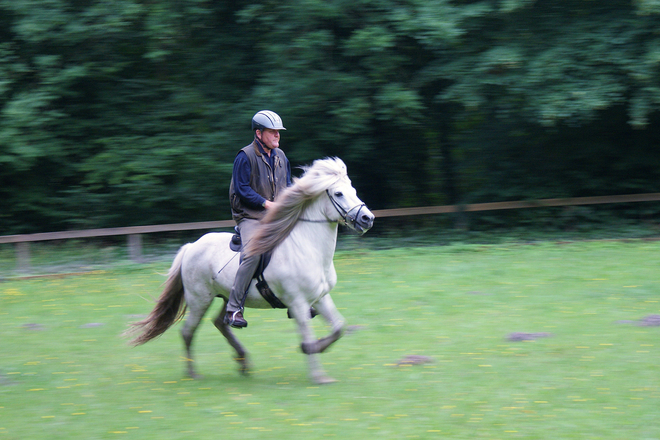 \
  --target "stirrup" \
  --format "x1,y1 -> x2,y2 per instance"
224,310 -> 248,328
